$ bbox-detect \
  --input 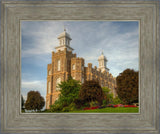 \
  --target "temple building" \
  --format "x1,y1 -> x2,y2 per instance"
46,29 -> 117,109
